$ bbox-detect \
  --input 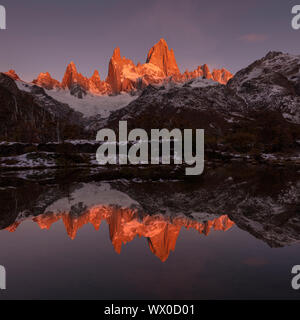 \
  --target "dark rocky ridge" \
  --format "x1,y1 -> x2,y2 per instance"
0,73 -> 88,143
